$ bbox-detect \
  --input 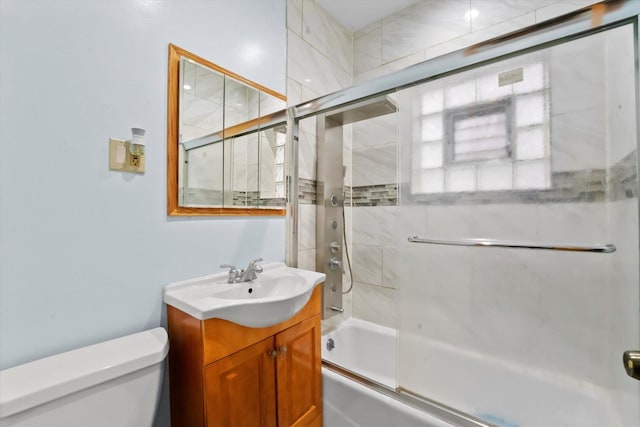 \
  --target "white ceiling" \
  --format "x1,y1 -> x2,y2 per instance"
316,0 -> 420,32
